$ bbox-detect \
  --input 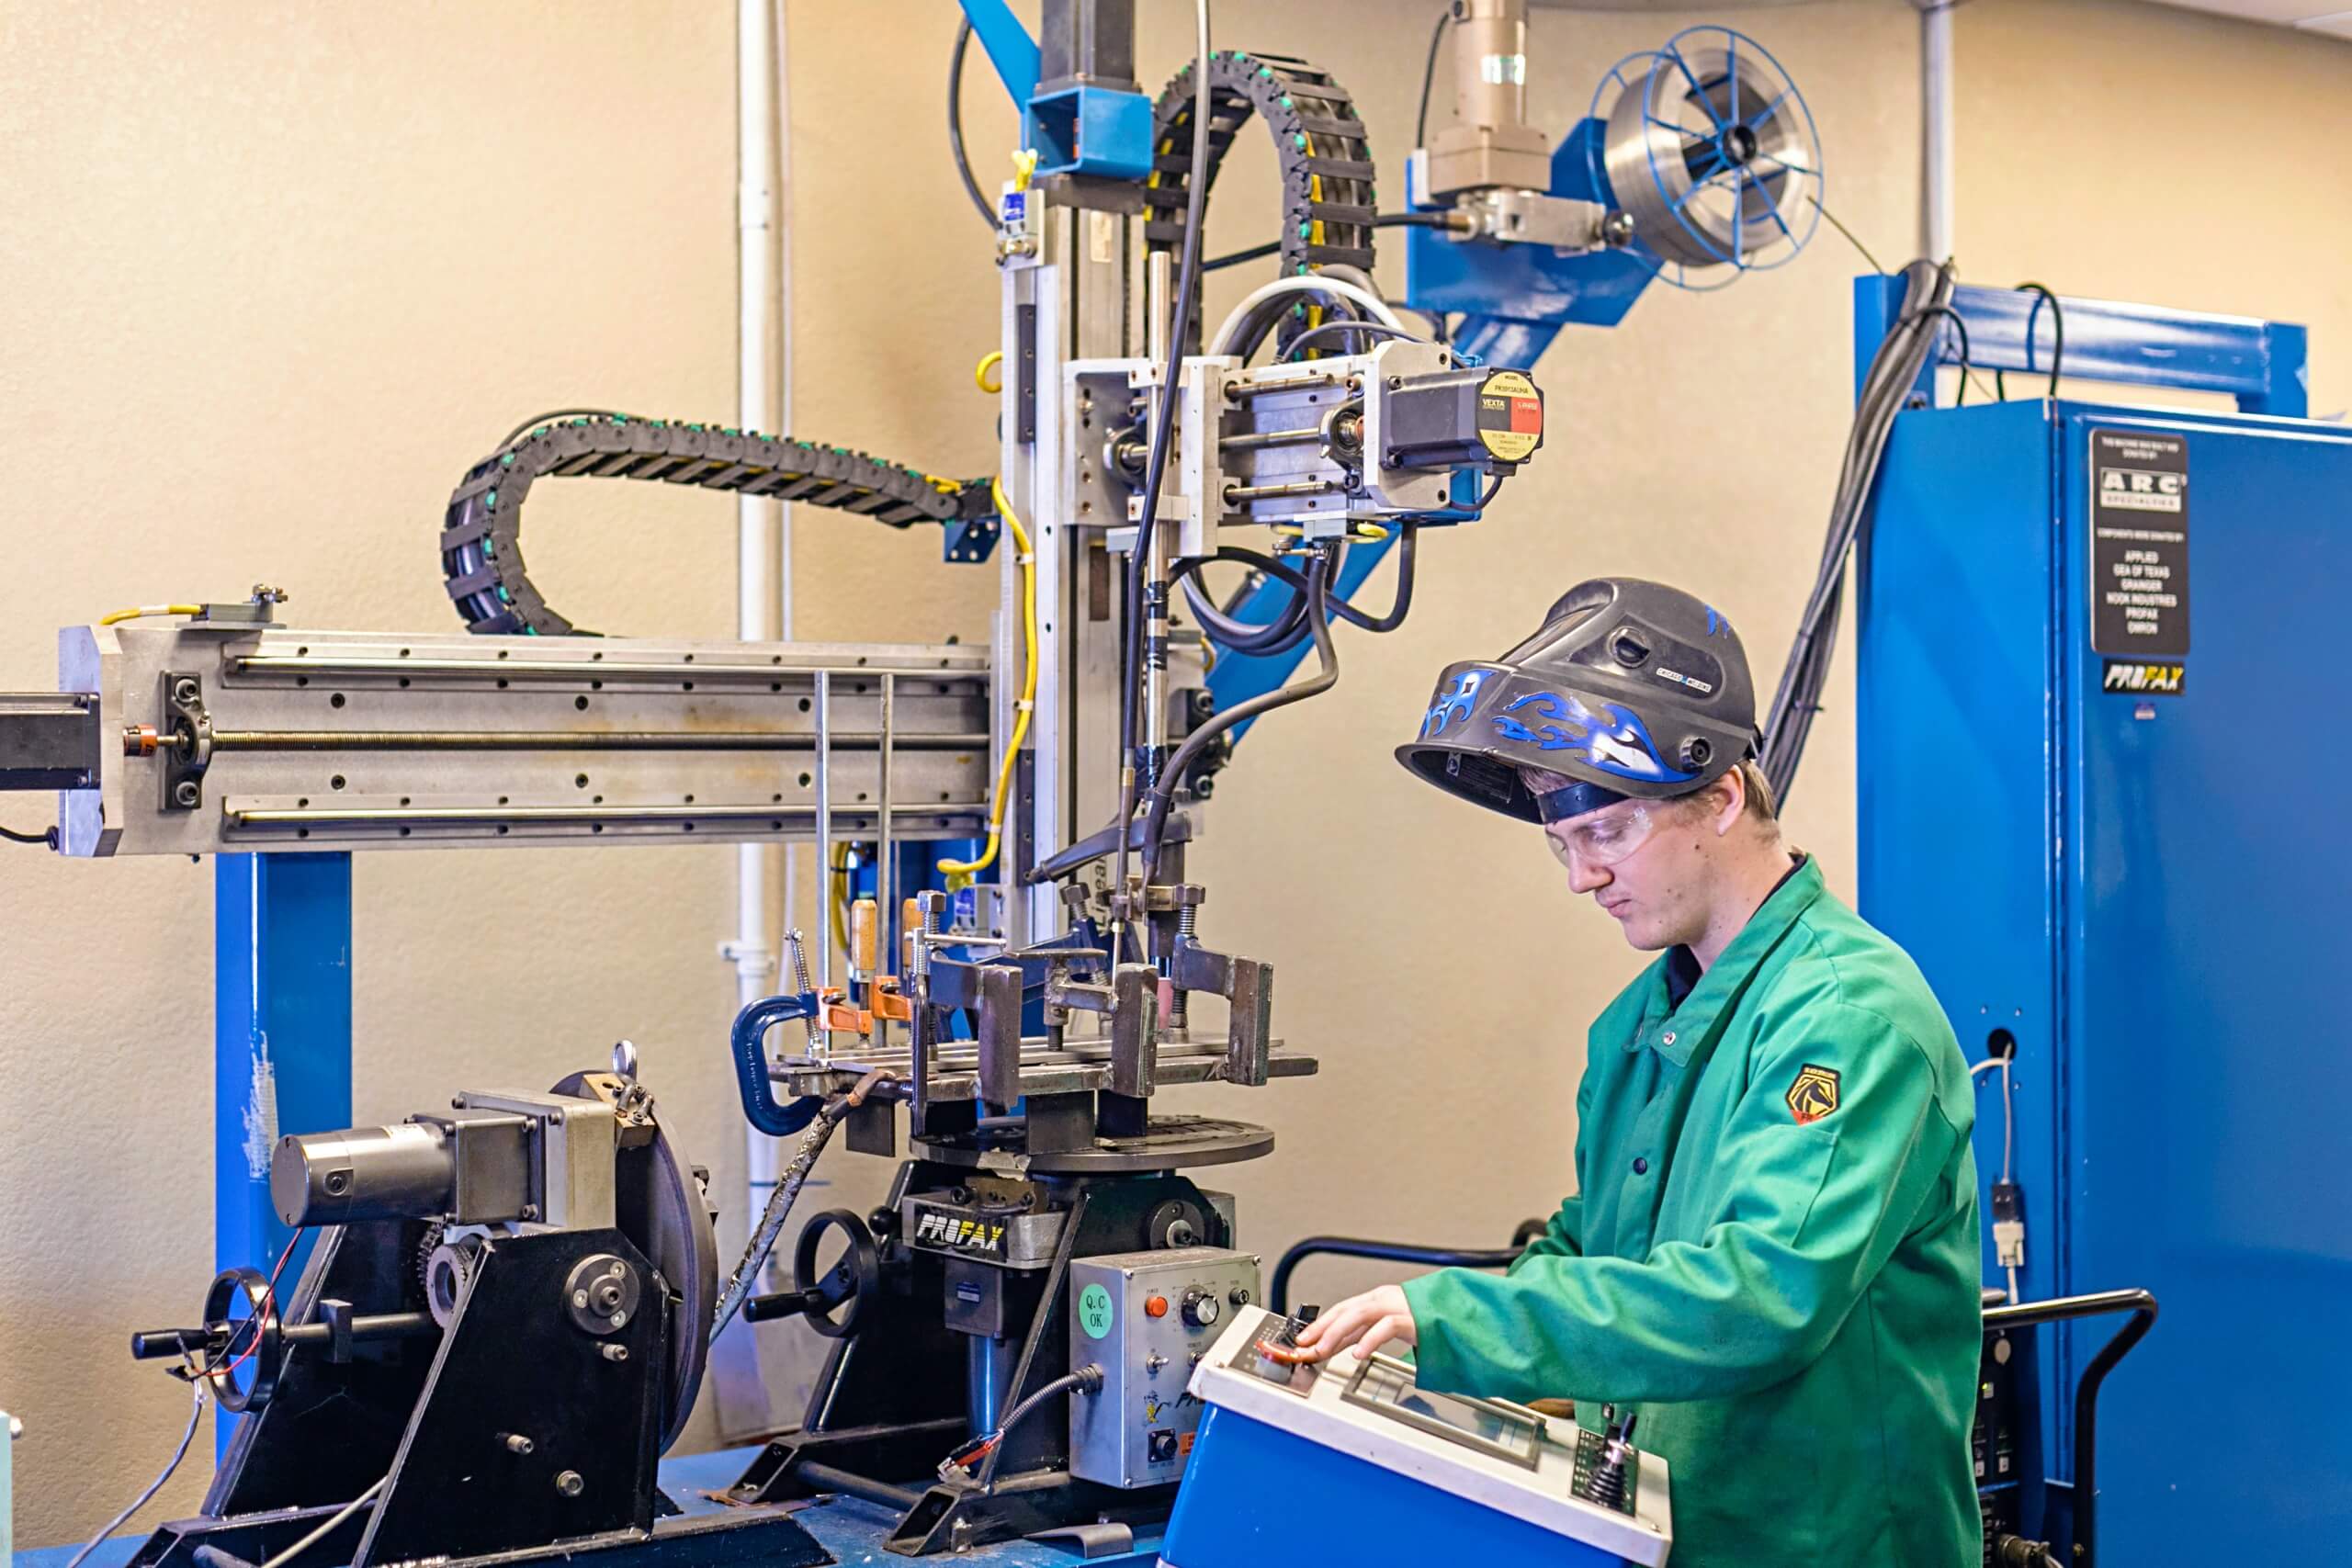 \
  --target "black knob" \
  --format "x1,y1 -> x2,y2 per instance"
1181,1287 -> 1220,1329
